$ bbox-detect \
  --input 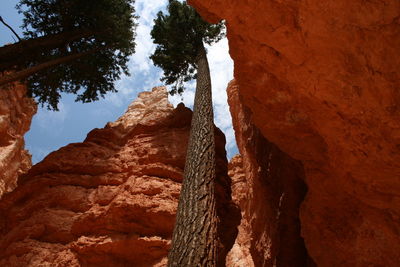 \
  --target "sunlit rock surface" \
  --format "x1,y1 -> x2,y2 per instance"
0,86 -> 237,266
189,0 -> 400,265
0,82 -> 36,198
